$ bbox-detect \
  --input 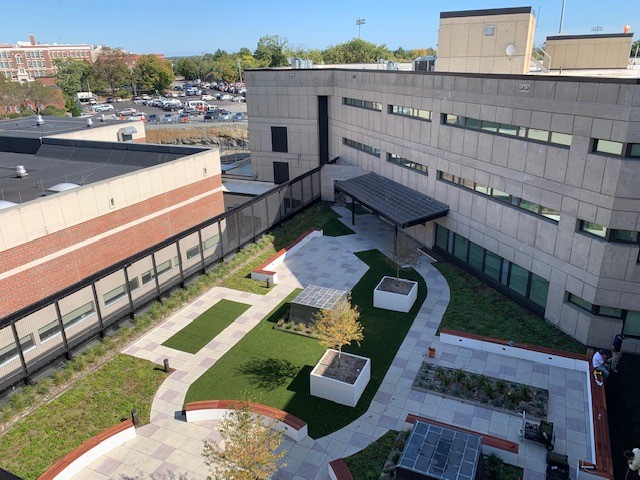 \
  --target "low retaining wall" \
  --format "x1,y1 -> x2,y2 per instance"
184,400 -> 308,442
250,228 -> 323,284
38,420 -> 136,480
328,459 -> 354,480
